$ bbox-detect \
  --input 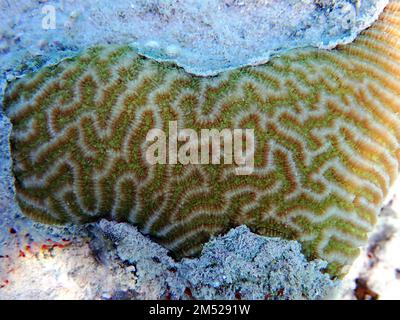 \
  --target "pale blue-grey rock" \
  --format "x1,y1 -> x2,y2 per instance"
97,221 -> 338,300
0,0 -> 389,81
